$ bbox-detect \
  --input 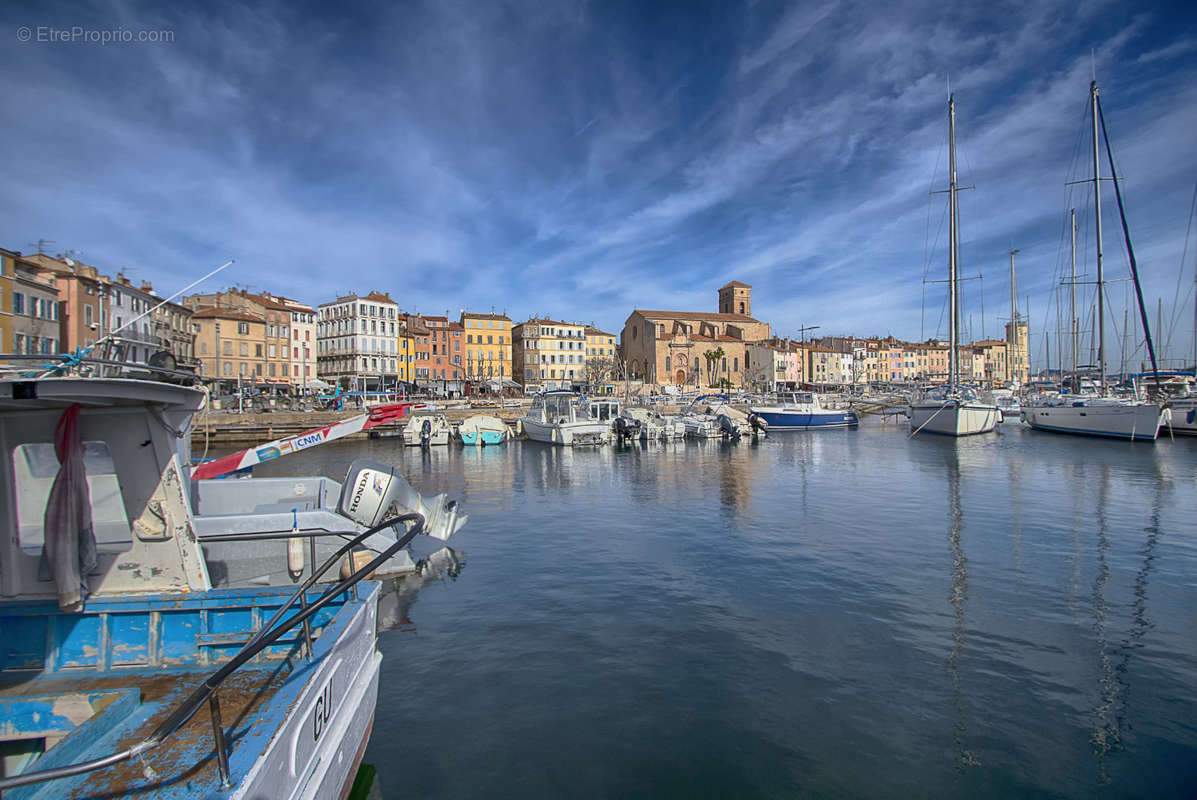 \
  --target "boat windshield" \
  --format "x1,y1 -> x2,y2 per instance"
543,393 -> 575,421
779,392 -> 815,405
